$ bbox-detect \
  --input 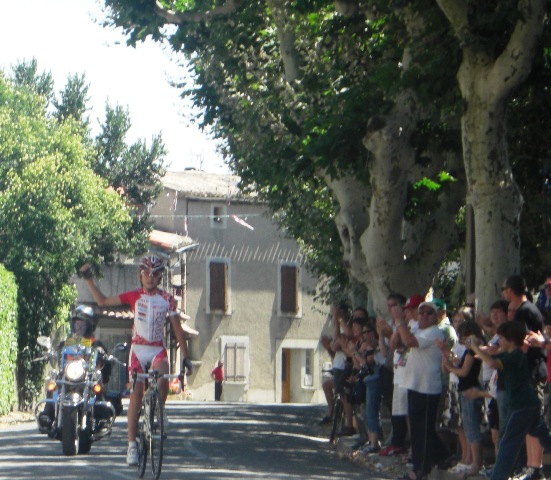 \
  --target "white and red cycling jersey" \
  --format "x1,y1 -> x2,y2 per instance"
119,288 -> 177,347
